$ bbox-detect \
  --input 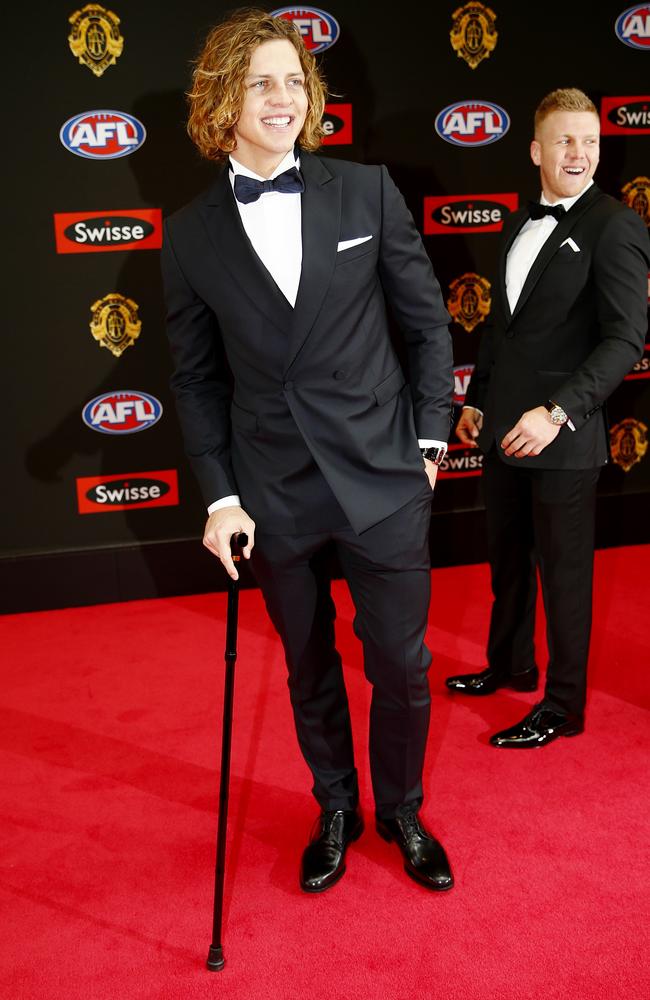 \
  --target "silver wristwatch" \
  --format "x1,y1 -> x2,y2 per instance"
421,446 -> 446,465
544,400 -> 569,426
